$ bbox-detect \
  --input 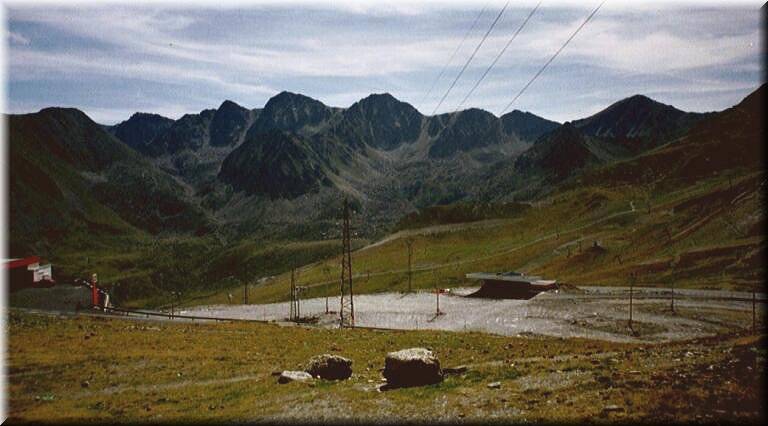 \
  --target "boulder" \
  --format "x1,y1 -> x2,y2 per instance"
306,354 -> 353,380
383,348 -> 443,388
277,370 -> 313,384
